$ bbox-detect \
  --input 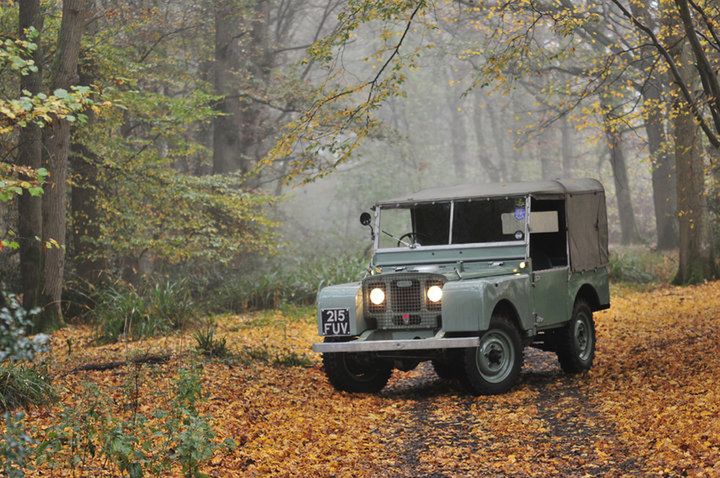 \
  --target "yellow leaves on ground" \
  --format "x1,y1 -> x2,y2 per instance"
21,281 -> 720,476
